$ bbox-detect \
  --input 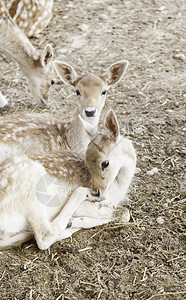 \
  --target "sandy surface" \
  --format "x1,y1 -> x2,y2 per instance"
0,0 -> 185,299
